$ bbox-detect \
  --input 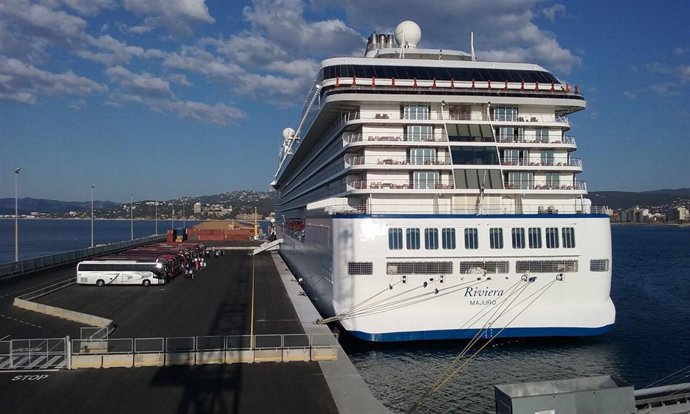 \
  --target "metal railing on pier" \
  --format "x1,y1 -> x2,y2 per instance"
0,234 -> 166,280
